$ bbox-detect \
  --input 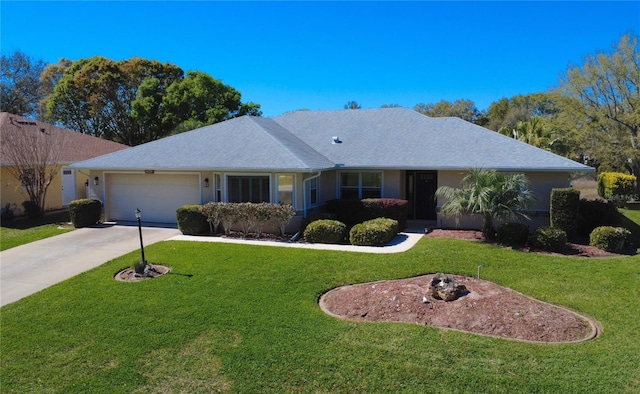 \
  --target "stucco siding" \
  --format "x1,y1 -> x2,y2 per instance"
435,170 -> 572,231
